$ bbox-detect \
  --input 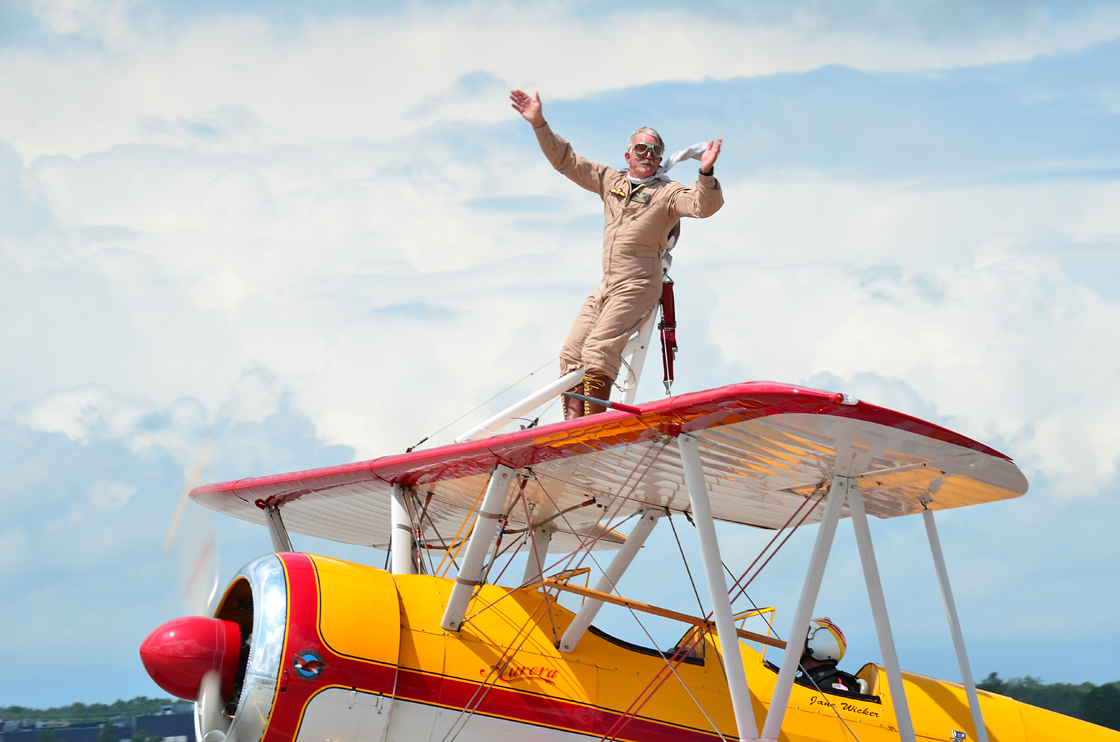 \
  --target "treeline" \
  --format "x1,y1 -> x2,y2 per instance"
37,724 -> 122,742
0,698 -> 180,725
979,673 -> 1120,730
6,682 -> 1120,731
